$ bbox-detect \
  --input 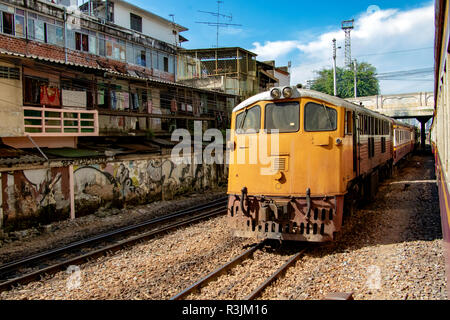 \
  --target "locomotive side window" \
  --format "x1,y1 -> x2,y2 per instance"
235,105 -> 261,134
345,111 -> 352,135
265,101 -> 299,133
304,102 -> 337,132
